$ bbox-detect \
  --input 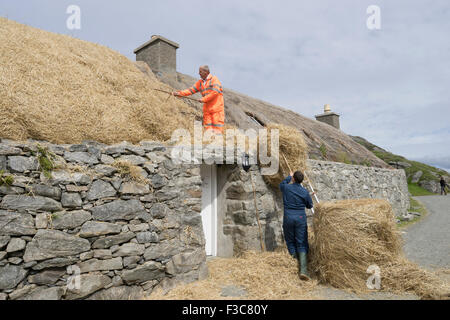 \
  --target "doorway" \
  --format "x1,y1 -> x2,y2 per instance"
200,165 -> 218,256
